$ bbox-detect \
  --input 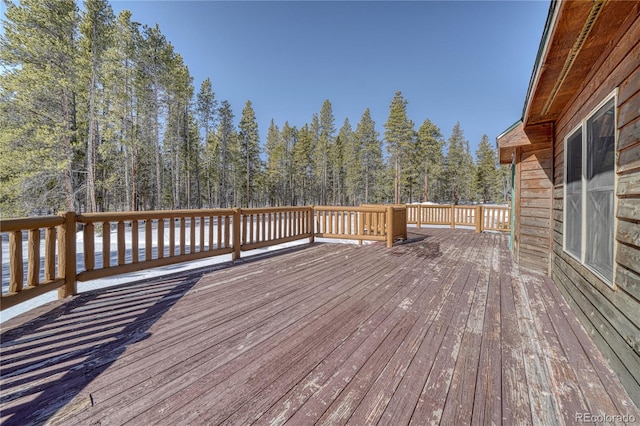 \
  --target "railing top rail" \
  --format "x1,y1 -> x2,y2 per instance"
242,206 -> 312,214
315,206 -> 387,213
77,208 -> 237,223
0,216 -> 64,232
